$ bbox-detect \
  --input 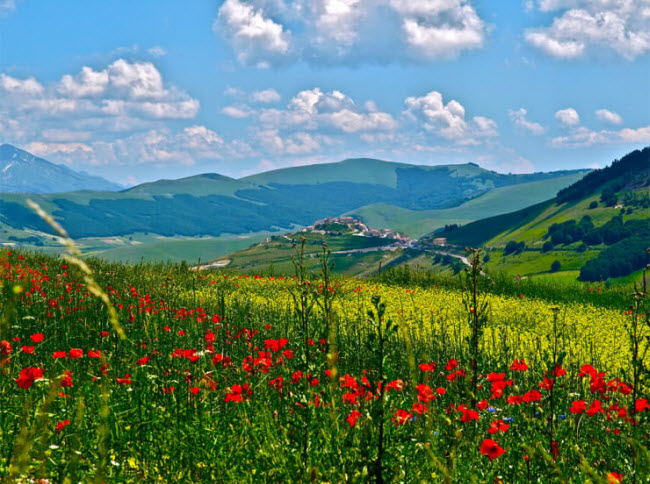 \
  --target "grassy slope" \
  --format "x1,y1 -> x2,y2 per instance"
217,232 -> 397,275
242,158 -> 405,187
83,232 -> 276,263
349,173 -> 585,238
